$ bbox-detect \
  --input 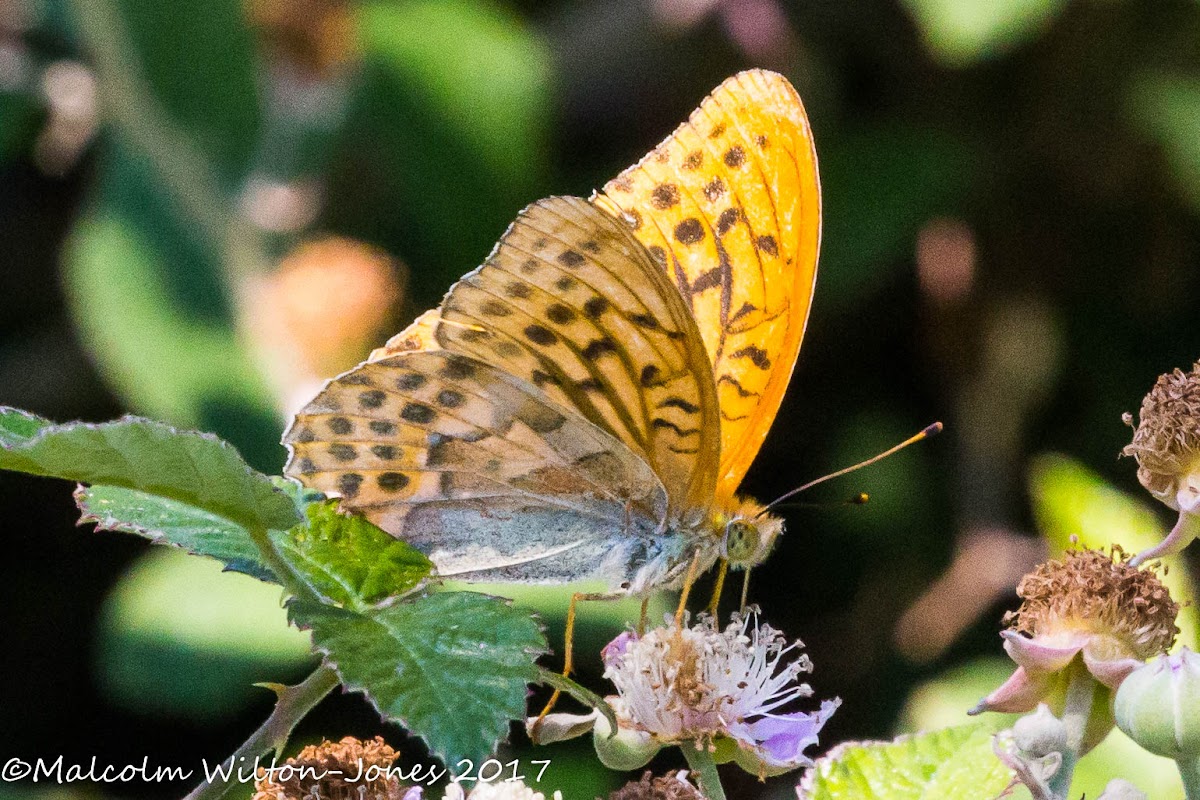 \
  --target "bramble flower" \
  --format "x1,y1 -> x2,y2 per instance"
971,547 -> 1178,751
604,610 -> 839,774
442,780 -> 563,800
533,611 -> 838,779
251,736 -> 417,800
1123,360 -> 1200,565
